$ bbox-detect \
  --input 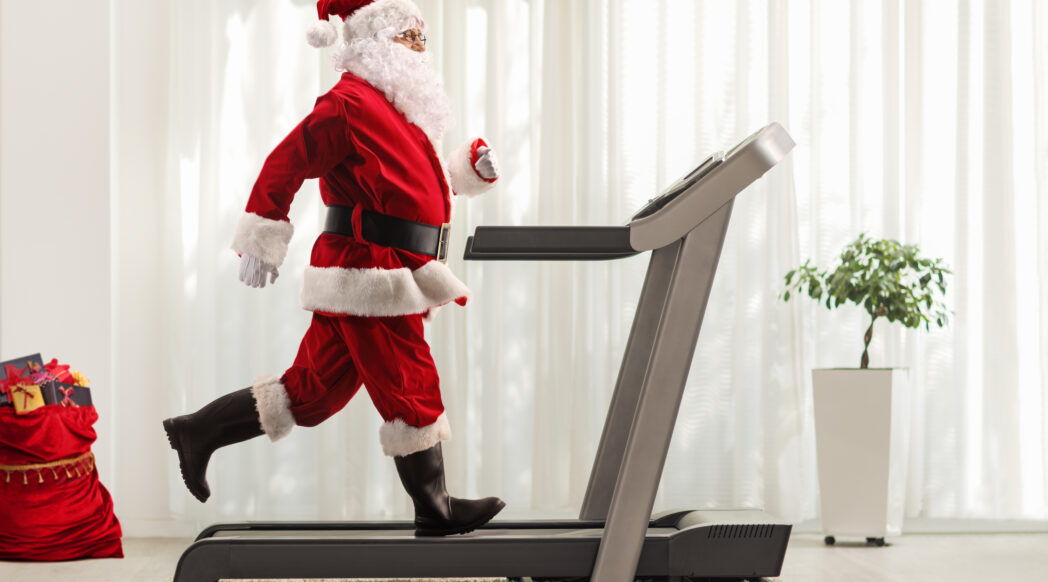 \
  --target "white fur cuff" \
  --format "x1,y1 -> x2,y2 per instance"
449,138 -> 497,198
251,375 -> 295,442
231,212 -> 295,267
380,413 -> 451,457
300,261 -> 471,316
